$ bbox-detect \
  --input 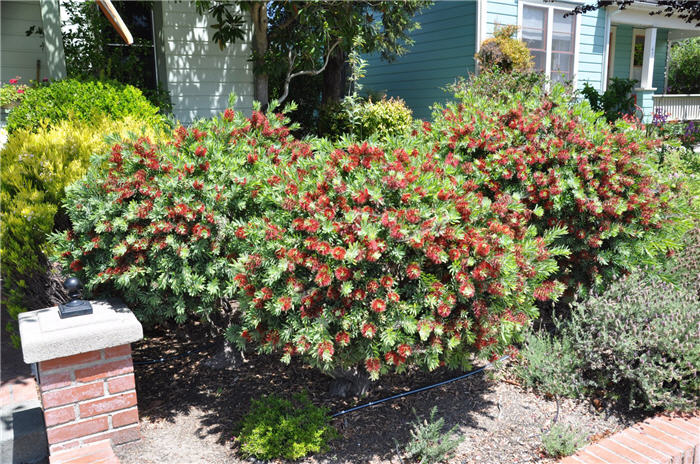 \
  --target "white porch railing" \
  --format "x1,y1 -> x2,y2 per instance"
653,94 -> 700,121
